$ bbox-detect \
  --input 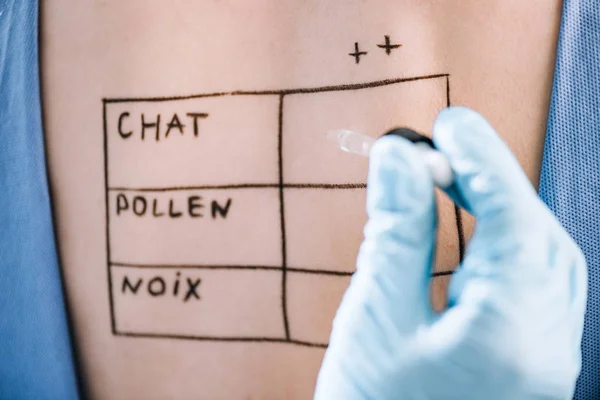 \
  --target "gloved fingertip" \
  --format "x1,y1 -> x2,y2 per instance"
367,136 -> 434,214
432,106 -> 499,157
431,106 -> 535,220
